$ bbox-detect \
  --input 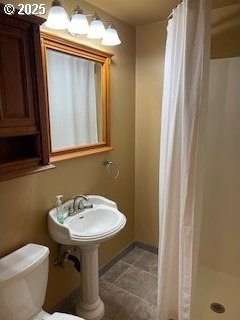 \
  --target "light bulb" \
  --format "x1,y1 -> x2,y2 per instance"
68,6 -> 89,35
101,23 -> 121,46
45,0 -> 69,30
87,14 -> 105,39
